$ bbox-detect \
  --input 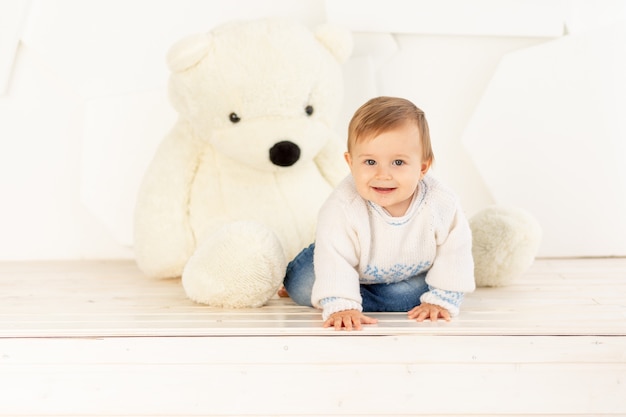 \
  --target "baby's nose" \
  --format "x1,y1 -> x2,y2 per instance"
375,166 -> 392,179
